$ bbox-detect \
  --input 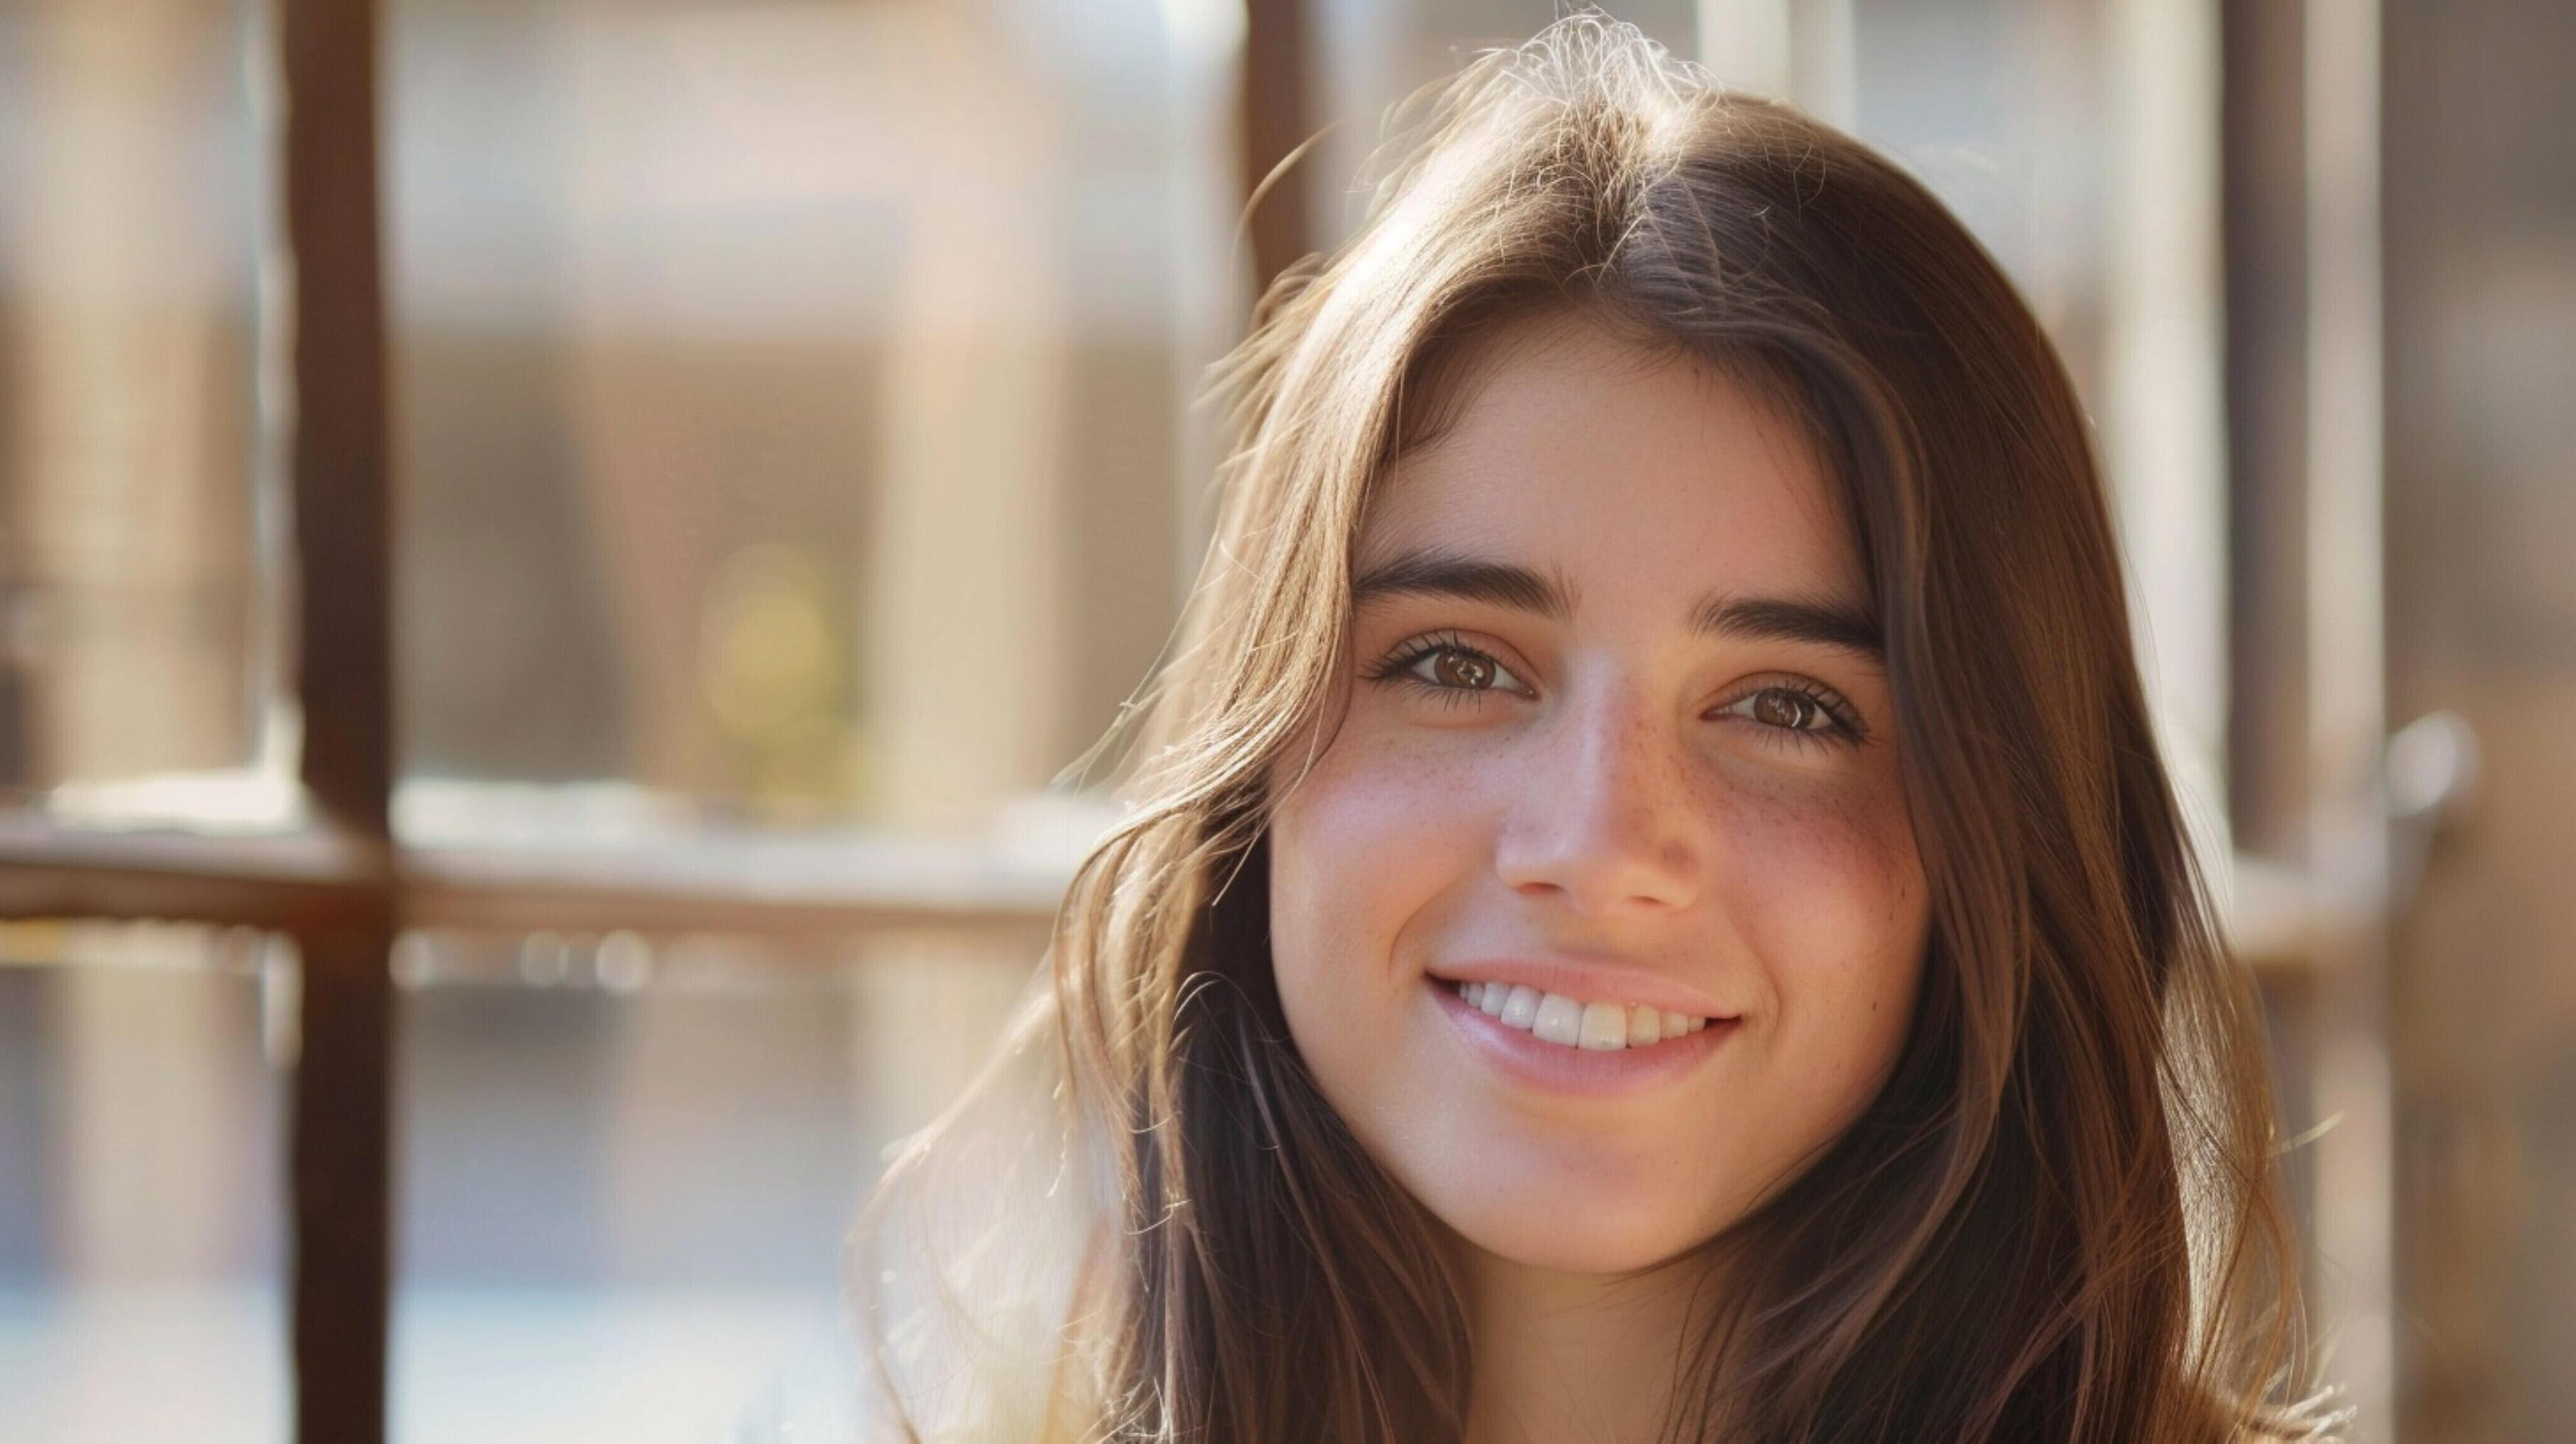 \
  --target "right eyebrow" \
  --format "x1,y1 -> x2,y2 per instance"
1350,548 -> 1576,623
